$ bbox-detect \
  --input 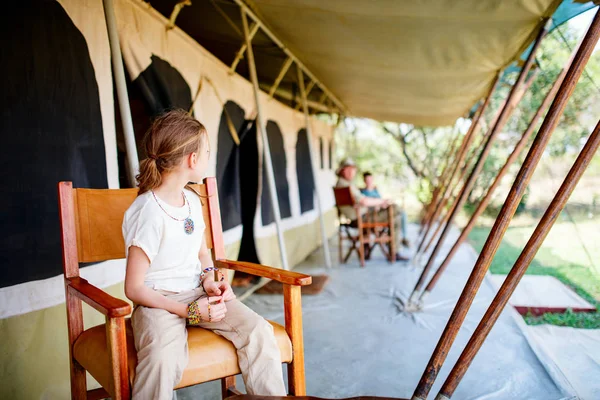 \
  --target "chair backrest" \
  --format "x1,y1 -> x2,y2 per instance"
58,177 -> 226,279
333,186 -> 355,207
